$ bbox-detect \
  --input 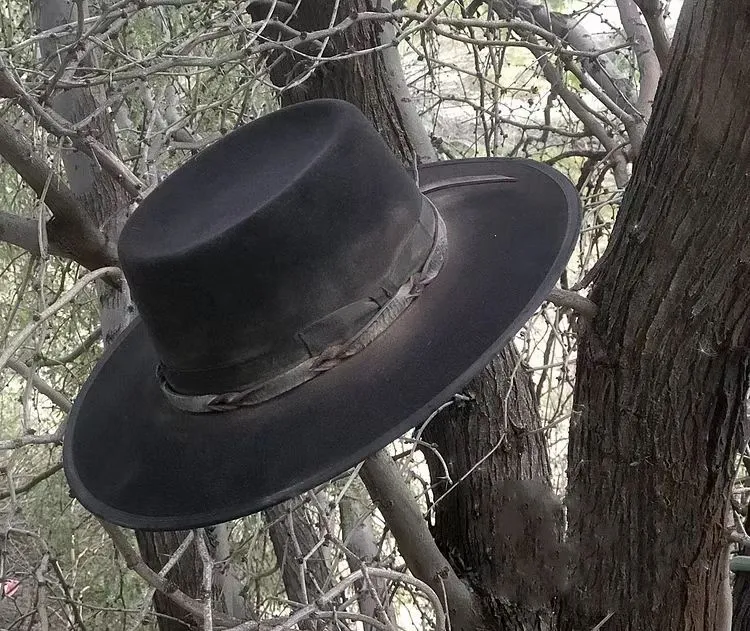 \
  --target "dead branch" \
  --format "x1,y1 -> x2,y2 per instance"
360,450 -> 483,631
6,357 -> 73,412
632,0 -> 671,67
0,120 -> 117,269
99,520 -> 243,629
